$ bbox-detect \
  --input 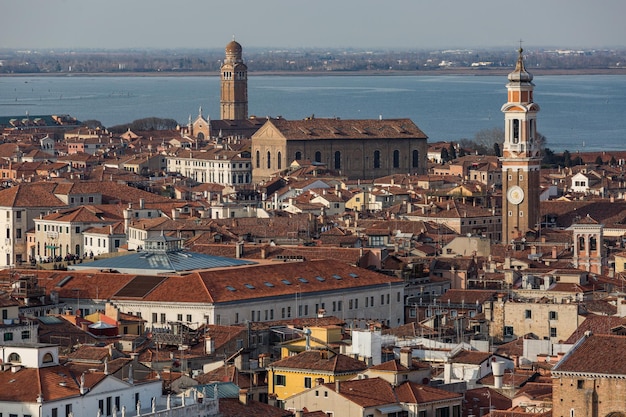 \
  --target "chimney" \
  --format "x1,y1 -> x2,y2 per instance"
239,389 -> 249,405
295,411 -> 304,417
335,380 -> 340,393
552,246 -> 557,259
236,241 -> 244,258
400,347 -> 412,369
315,377 -> 324,386
492,361 -> 505,389
205,336 -> 215,355
172,208 -> 179,220
139,198 -> 145,209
